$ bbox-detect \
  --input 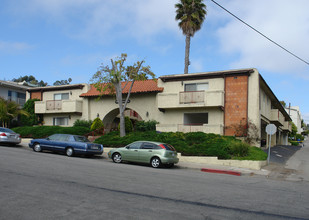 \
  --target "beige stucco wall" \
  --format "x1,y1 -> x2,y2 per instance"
247,69 -> 261,139
156,77 -> 225,134
34,84 -> 90,126
88,93 -> 159,124
40,84 -> 89,101
156,108 -> 224,134
157,77 -> 224,92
